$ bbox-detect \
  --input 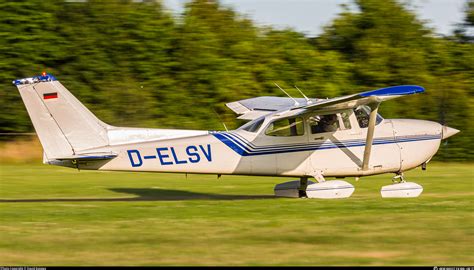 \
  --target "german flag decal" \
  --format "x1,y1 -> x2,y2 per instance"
43,92 -> 58,100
